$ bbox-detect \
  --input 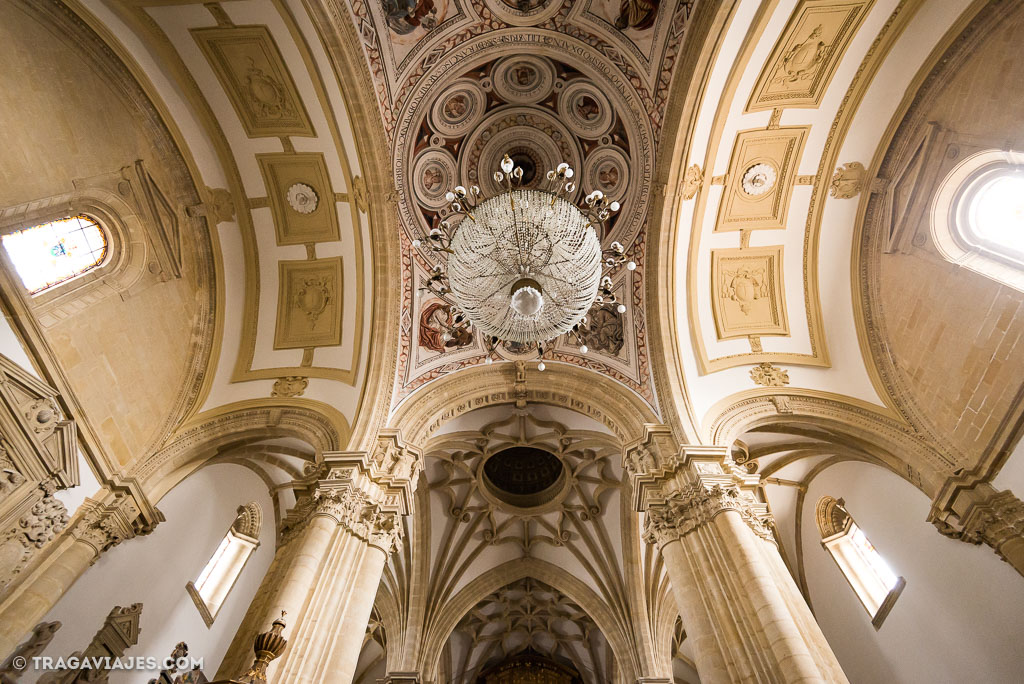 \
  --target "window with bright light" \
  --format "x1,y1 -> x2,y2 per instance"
187,503 -> 261,627
816,496 -> 904,629
1,215 -> 108,294
932,149 -> 1024,291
